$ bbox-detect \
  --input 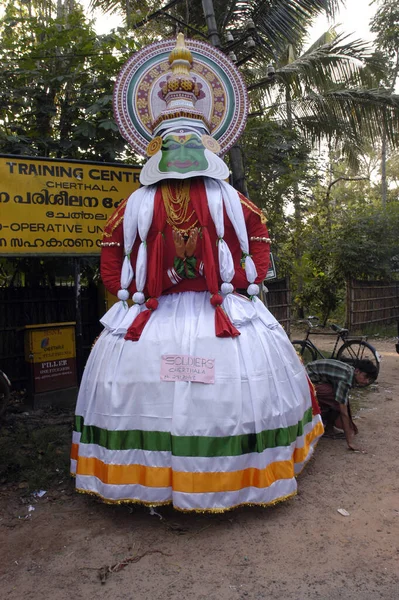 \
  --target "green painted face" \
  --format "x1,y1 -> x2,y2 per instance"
158,133 -> 209,173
